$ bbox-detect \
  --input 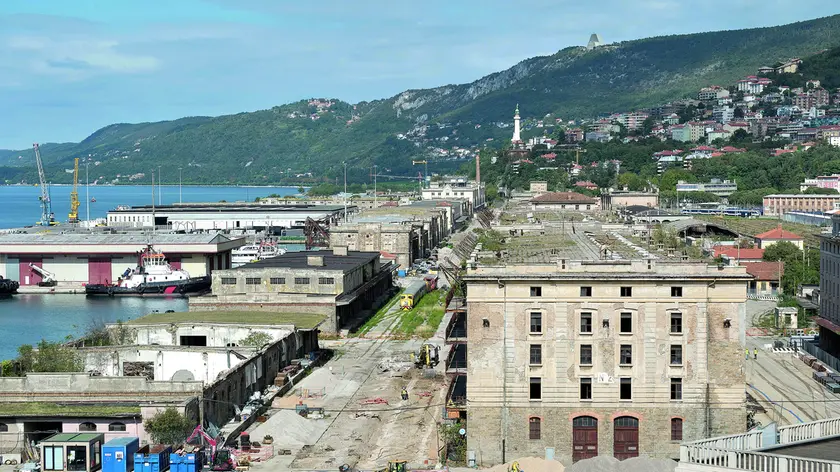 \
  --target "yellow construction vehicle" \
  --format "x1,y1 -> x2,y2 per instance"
68,158 -> 80,223
339,461 -> 407,472
412,344 -> 440,368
